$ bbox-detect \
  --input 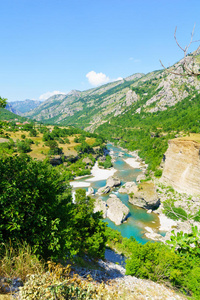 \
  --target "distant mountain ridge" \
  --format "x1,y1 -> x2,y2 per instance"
7,99 -> 43,115
21,53 -> 200,132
